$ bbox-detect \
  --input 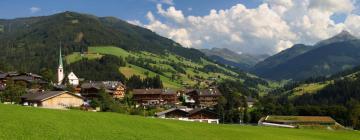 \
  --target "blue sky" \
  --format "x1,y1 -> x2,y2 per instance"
0,0 -> 269,21
1,0 -> 359,54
